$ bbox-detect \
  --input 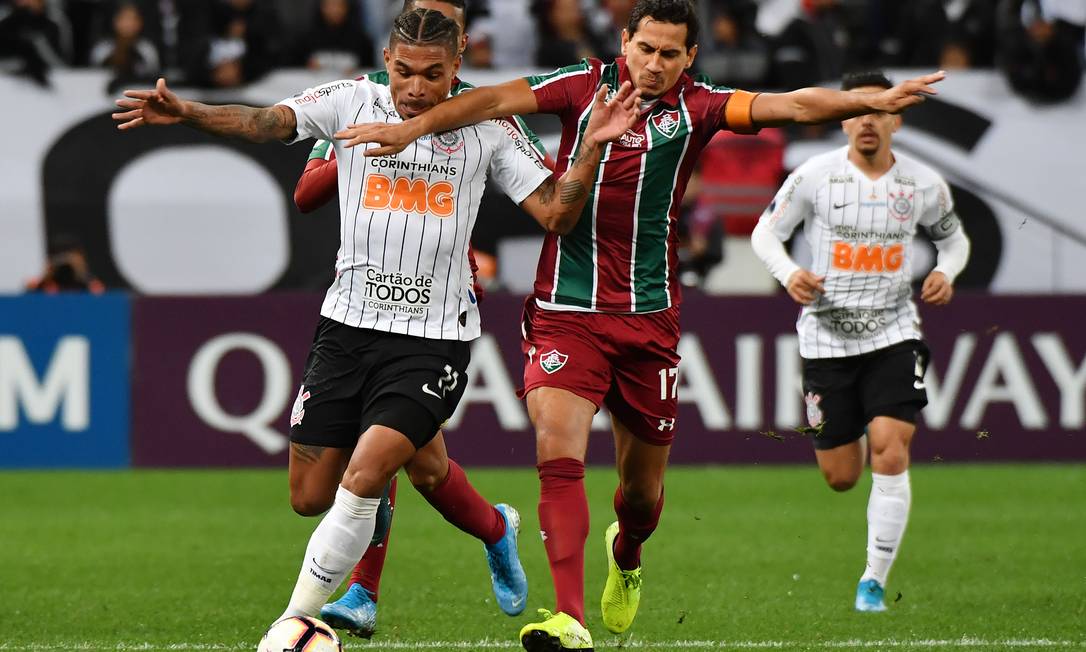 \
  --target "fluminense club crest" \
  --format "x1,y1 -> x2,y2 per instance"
539,349 -> 569,375
888,189 -> 914,222
652,109 -> 681,139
